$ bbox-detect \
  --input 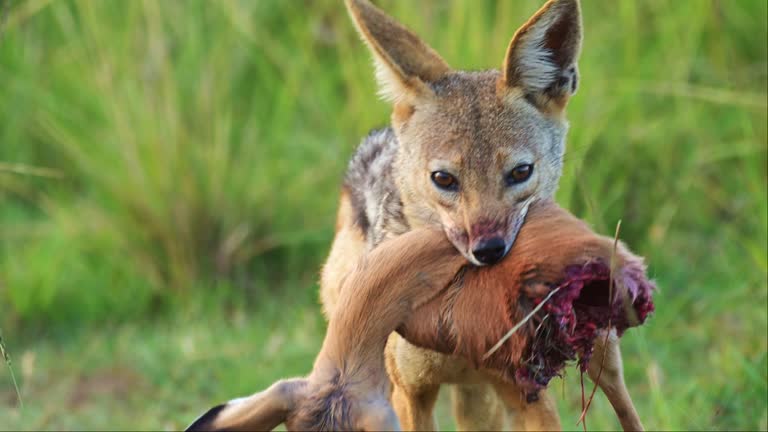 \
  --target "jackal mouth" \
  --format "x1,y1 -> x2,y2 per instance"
514,260 -> 655,393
